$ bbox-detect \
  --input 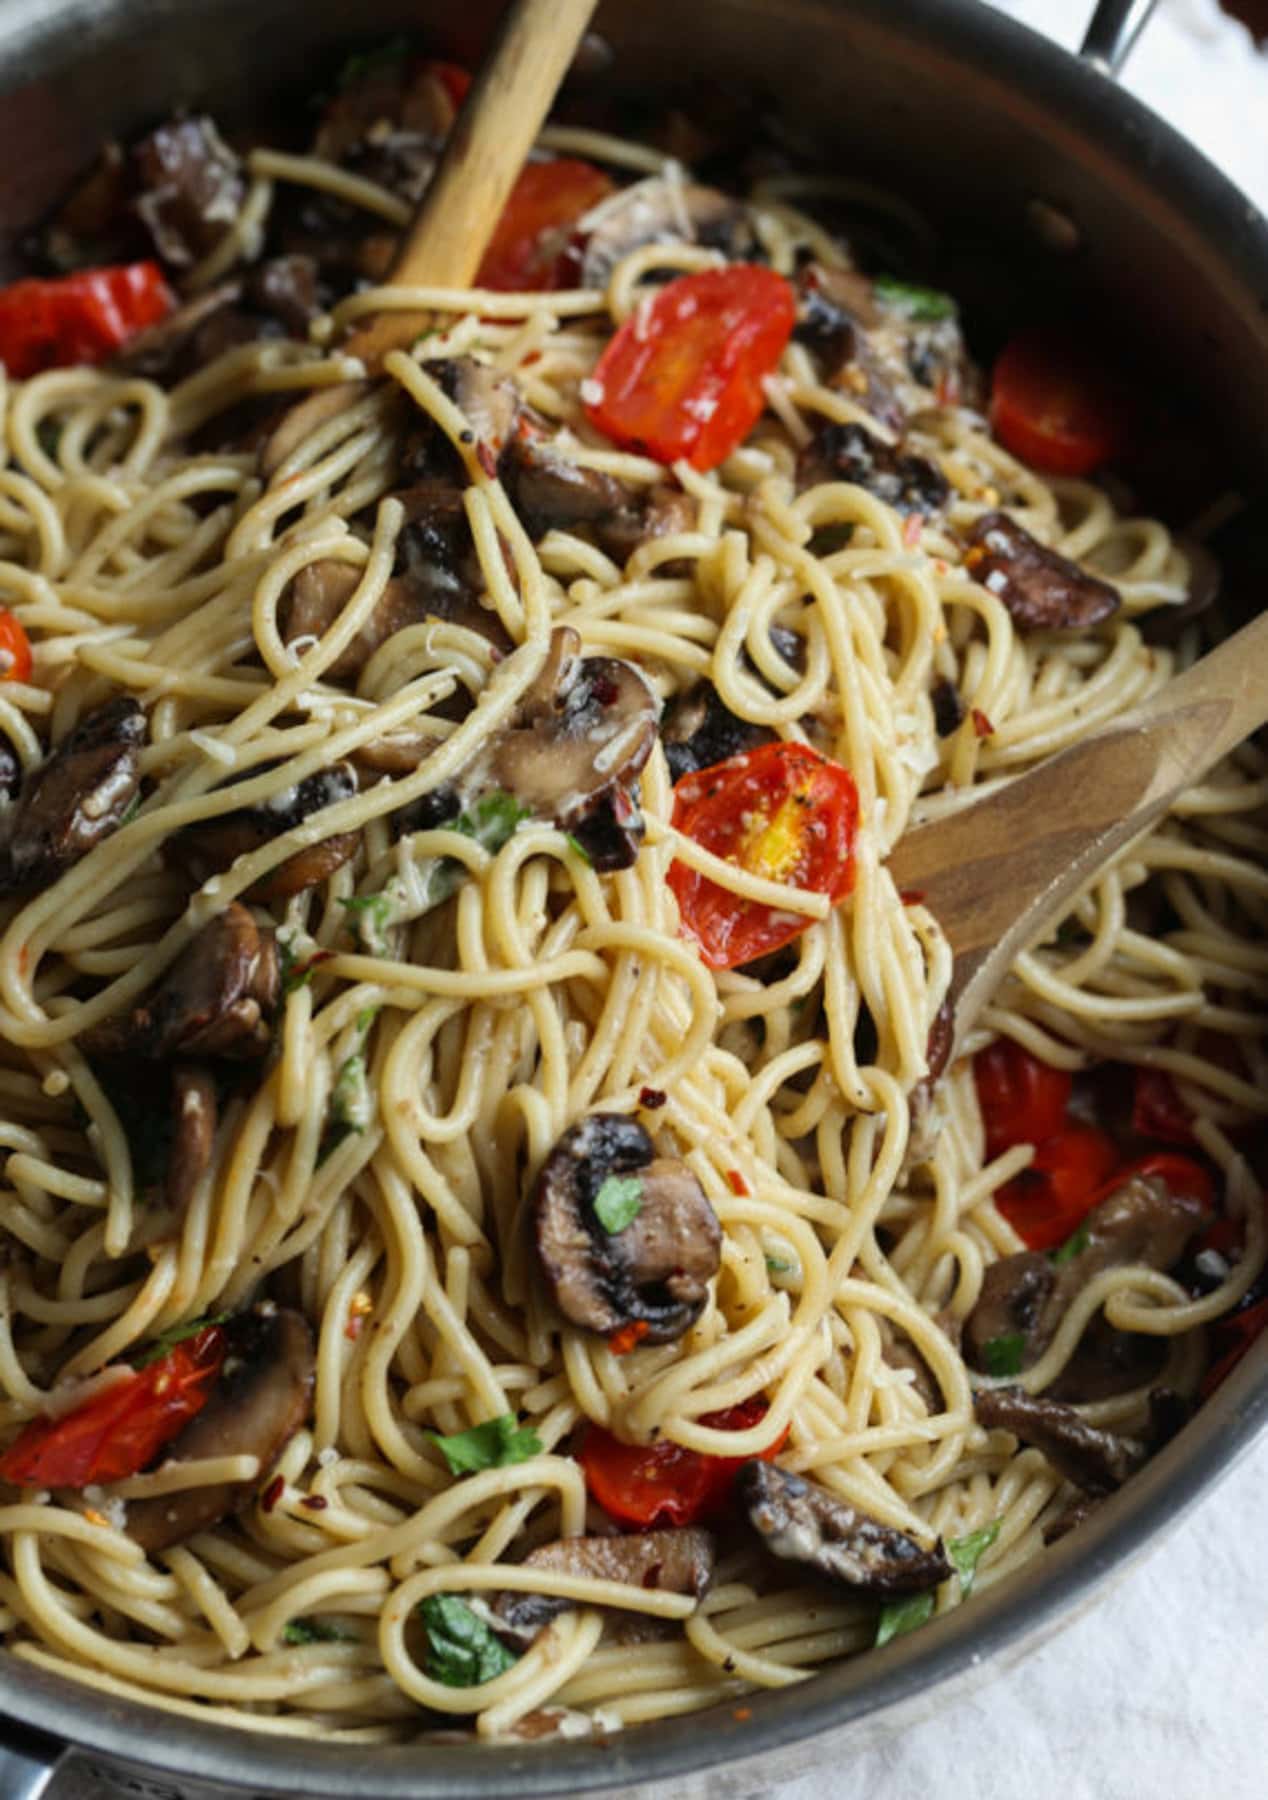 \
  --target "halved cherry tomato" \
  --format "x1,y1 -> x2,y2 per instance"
584,264 -> 797,471
0,1325 -> 225,1489
994,1122 -> 1120,1252
423,59 -> 471,109
1202,1296 -> 1268,1397
476,158 -> 615,292
974,1039 -> 1073,1161
1112,1151 -> 1215,1215
0,609 -> 31,684
668,741 -> 859,970
1131,1066 -> 1197,1147
579,1398 -> 788,1529
990,326 -> 1128,477
0,262 -> 173,379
